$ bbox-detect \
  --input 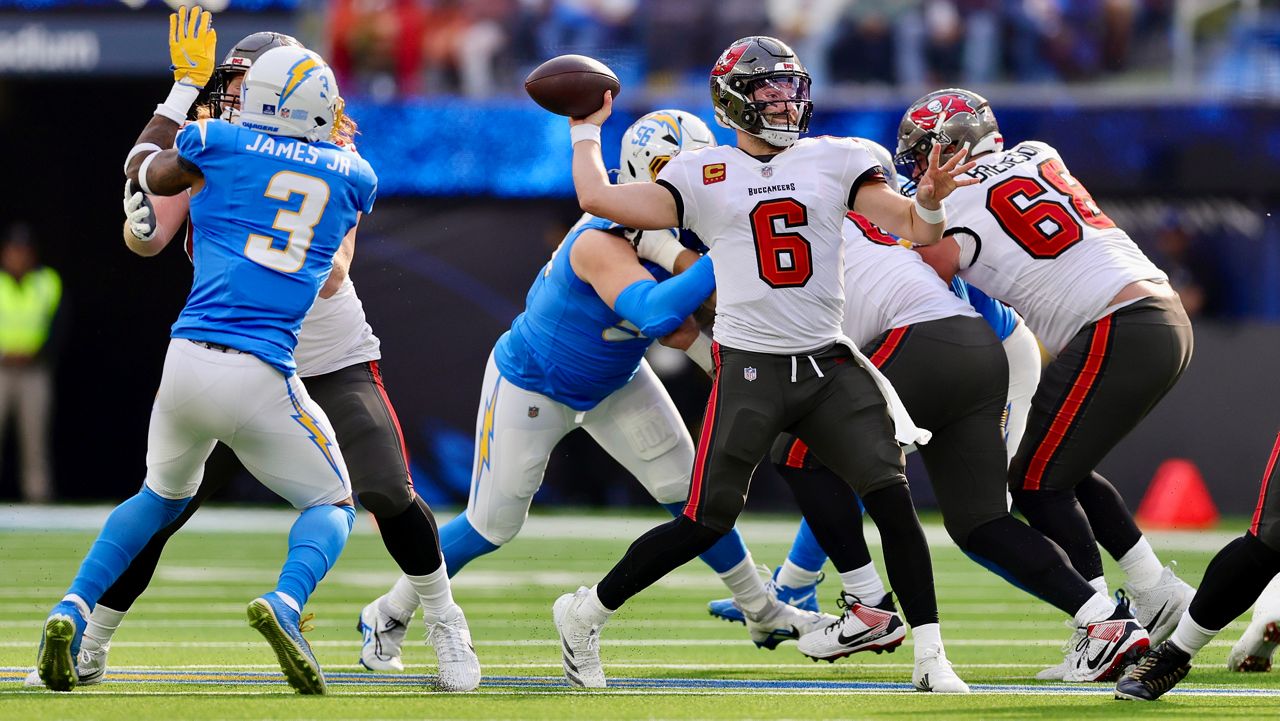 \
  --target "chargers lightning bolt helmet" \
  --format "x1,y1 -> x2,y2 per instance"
617,109 -> 717,184
709,36 -> 812,148
209,31 -> 304,121
237,46 -> 344,142
895,88 -> 1002,180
